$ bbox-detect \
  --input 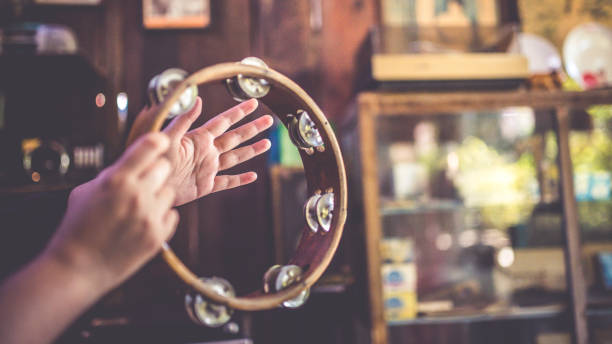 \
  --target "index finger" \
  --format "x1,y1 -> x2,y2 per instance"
115,133 -> 170,176
199,98 -> 258,137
